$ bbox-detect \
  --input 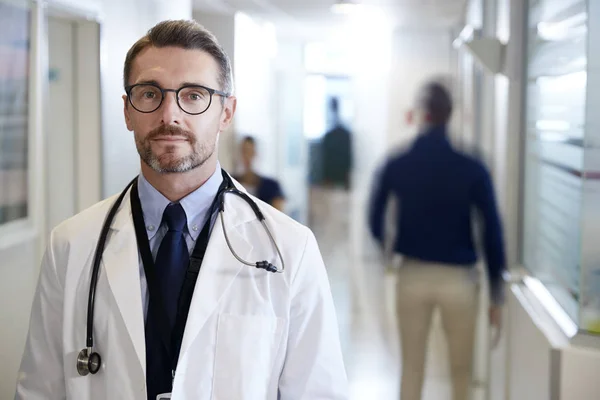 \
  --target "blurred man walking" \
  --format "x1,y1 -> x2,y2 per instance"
368,80 -> 506,400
